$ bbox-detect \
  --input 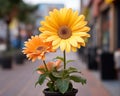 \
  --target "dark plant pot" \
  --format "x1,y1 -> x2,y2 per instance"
14,54 -> 24,64
0,57 -> 2,66
1,56 -> 12,69
87,47 -> 98,70
43,88 -> 78,96
100,52 -> 117,80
